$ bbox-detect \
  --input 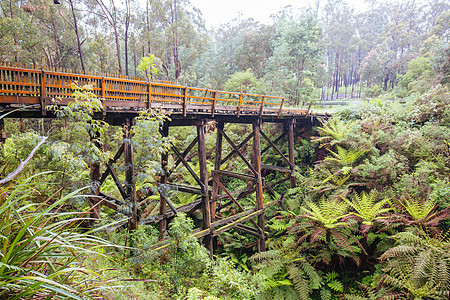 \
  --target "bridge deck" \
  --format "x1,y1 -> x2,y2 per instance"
0,64 -> 309,121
